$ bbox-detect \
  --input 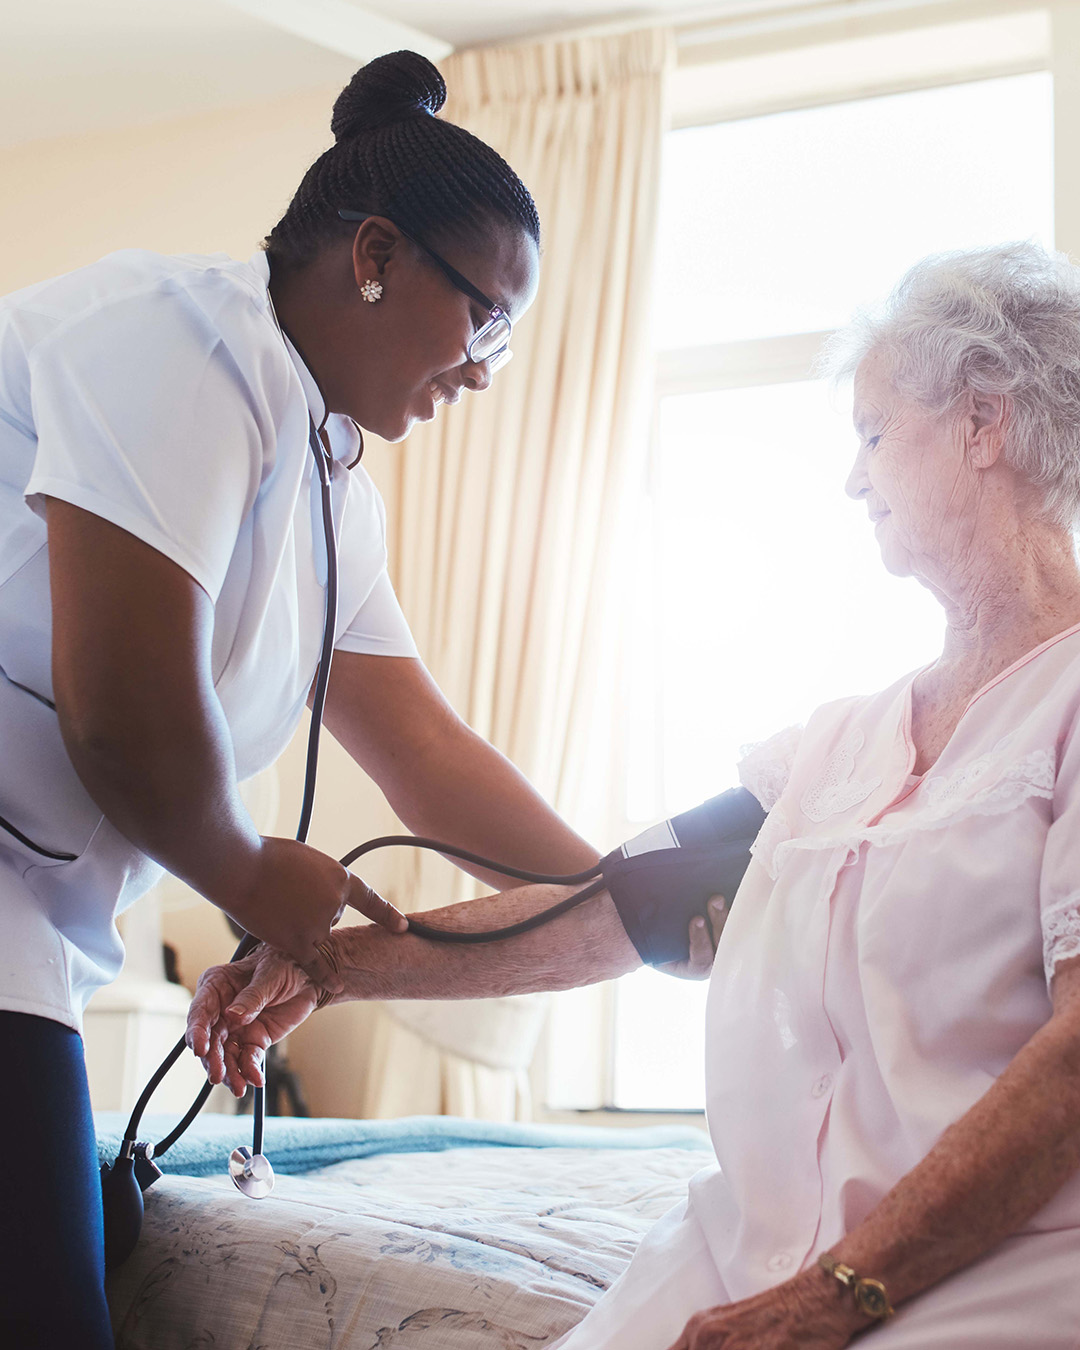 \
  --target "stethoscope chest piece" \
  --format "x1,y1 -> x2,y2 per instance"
228,1145 -> 275,1199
